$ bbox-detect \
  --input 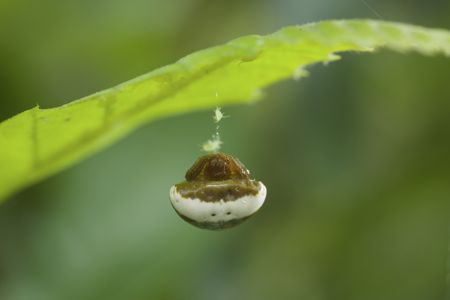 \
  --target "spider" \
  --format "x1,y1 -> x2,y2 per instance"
169,152 -> 266,230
